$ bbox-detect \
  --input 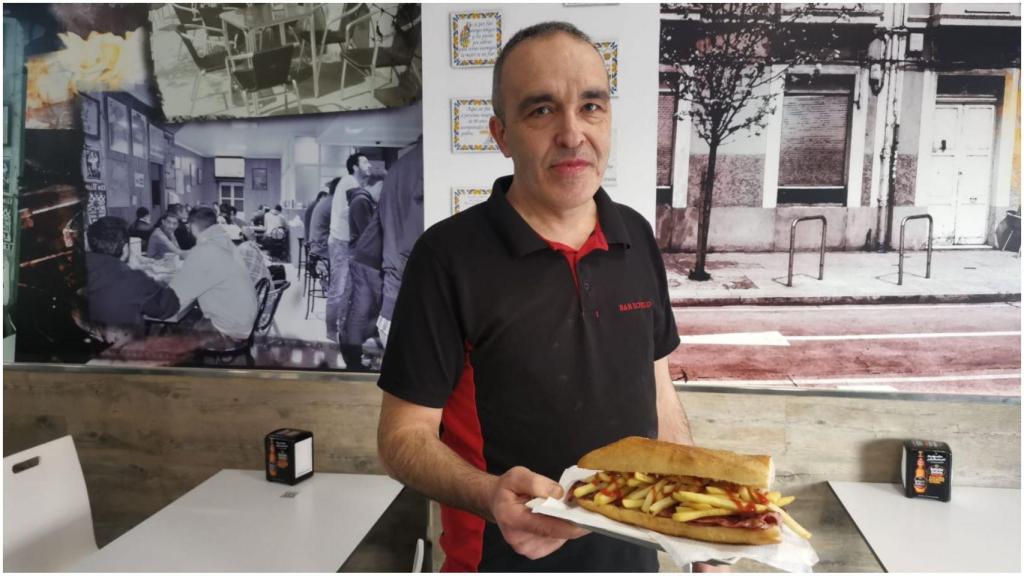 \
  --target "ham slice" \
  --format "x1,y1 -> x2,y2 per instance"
690,512 -> 781,530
